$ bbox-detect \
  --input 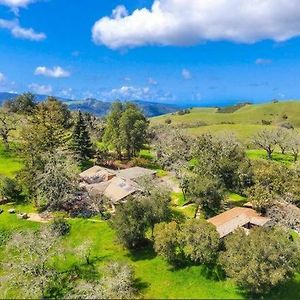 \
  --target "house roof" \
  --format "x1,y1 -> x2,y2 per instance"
79,166 -> 116,179
104,177 -> 139,203
116,167 -> 156,181
207,207 -> 270,238
85,177 -> 139,203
